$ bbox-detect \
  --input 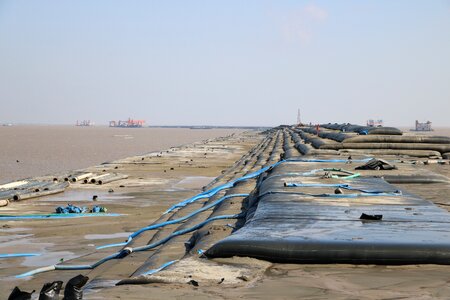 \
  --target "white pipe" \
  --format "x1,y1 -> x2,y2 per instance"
70,172 -> 93,182
0,180 -> 28,190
